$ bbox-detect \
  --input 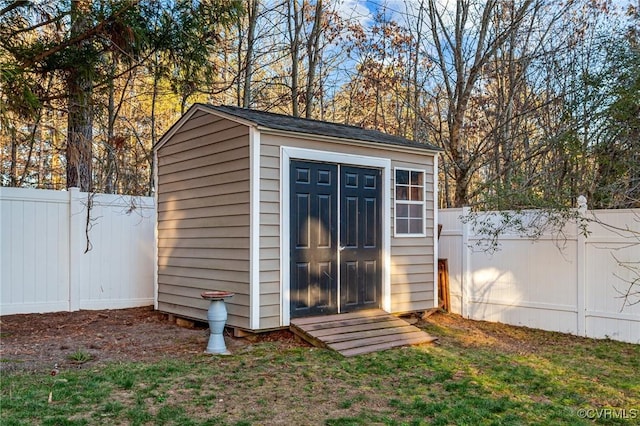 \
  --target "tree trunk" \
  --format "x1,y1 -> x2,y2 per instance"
441,154 -> 451,208
288,0 -> 301,117
104,57 -> 117,194
412,0 -> 425,140
149,55 -> 159,196
66,0 -> 93,191
9,127 -> 17,187
18,118 -> 40,186
242,0 -> 259,108
236,21 -> 243,106
449,117 -> 470,207
305,0 -> 323,118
